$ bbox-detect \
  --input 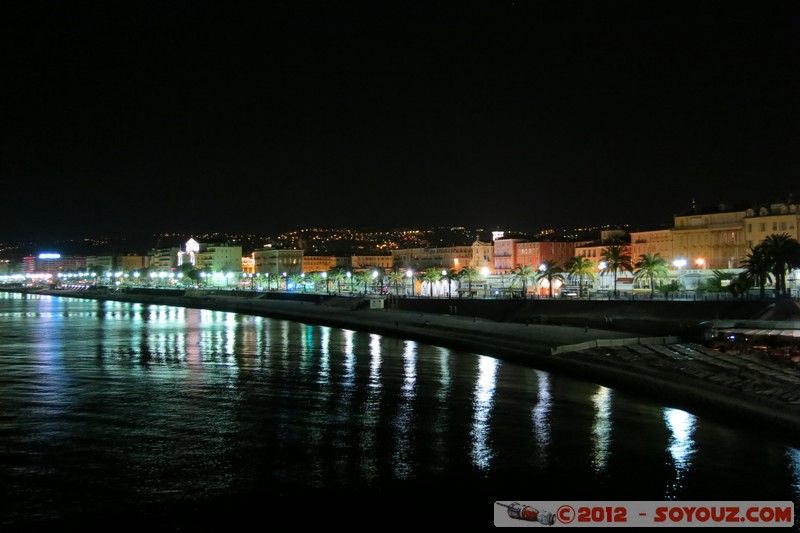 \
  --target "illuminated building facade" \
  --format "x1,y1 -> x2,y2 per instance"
493,239 -> 519,274
148,247 -> 180,271
630,229 -> 674,265
672,205 -> 747,270
303,256 -> 337,273
351,255 -> 393,272
391,245 -> 474,271
22,253 -> 86,274
744,202 -> 800,248
253,249 -> 303,277
176,238 -> 242,273
470,240 -> 494,274
516,241 -> 577,270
